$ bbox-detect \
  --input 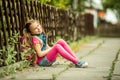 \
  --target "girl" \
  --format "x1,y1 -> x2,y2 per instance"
21,19 -> 88,68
